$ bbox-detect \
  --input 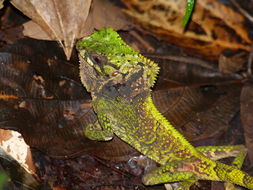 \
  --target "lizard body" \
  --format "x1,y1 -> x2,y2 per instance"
76,28 -> 253,189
